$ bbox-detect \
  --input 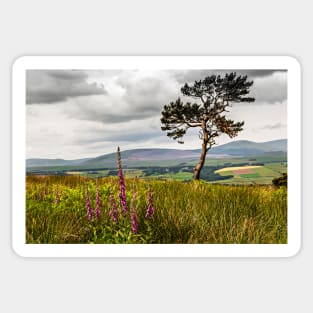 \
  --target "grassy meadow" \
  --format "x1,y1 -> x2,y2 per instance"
26,174 -> 287,244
